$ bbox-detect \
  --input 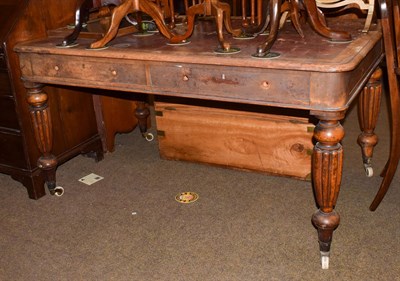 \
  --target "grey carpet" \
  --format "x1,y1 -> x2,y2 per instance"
0,93 -> 399,281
